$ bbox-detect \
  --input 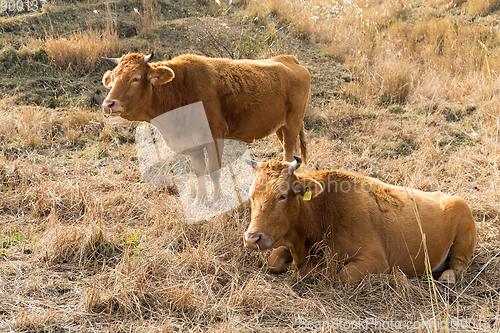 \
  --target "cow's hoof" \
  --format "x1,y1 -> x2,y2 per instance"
193,196 -> 208,206
211,194 -> 224,207
438,269 -> 456,286
267,247 -> 293,274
